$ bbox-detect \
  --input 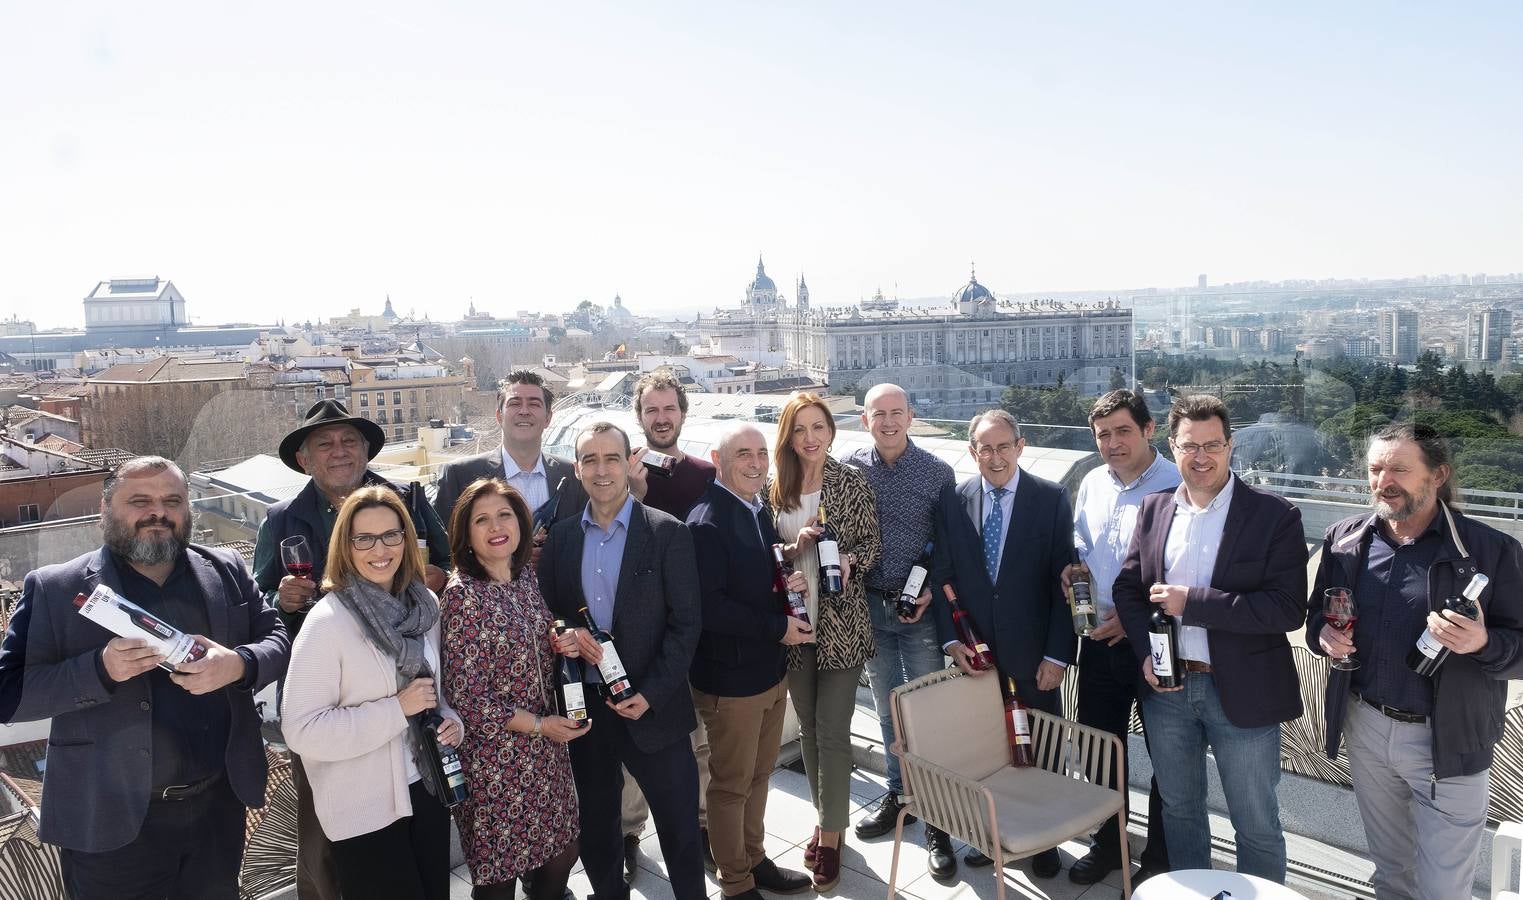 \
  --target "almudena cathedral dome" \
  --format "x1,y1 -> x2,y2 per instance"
709,256 -> 1135,418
